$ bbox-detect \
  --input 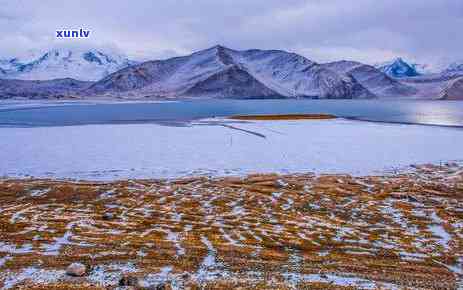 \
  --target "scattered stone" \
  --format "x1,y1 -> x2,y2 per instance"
275,179 -> 288,188
102,212 -> 115,220
155,284 -> 167,290
407,195 -> 419,203
119,274 -> 138,286
390,192 -> 419,202
137,282 -> 168,290
66,262 -> 86,277
445,162 -> 459,167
